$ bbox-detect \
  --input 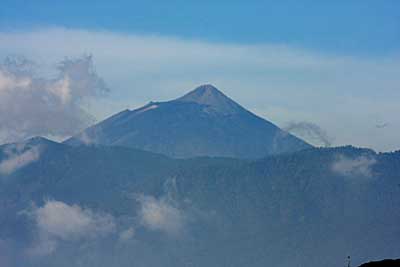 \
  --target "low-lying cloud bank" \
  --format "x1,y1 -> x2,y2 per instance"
27,200 -> 116,256
22,194 -> 186,257
331,155 -> 376,178
0,55 -> 108,144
